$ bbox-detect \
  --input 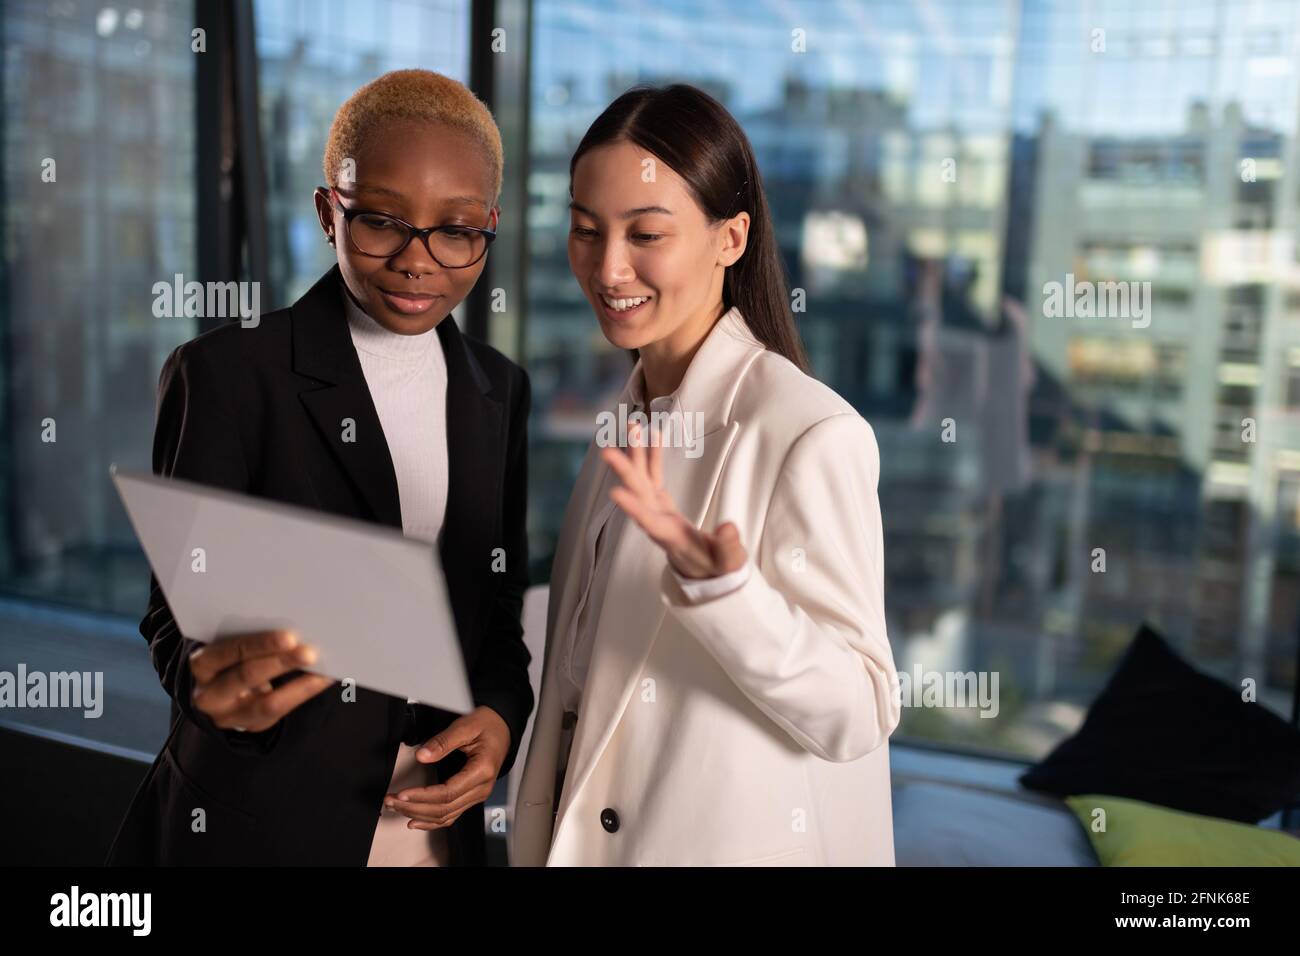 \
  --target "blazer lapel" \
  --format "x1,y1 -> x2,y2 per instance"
293,267 -> 403,530
537,350 -> 654,686
290,269 -> 504,868
435,311 -> 503,662
550,308 -> 764,843
293,266 -> 503,662
511,424 -> 610,861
